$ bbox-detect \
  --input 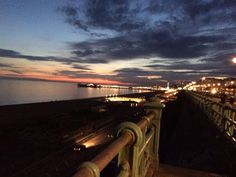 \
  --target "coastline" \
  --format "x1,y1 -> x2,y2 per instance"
0,91 -> 158,127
